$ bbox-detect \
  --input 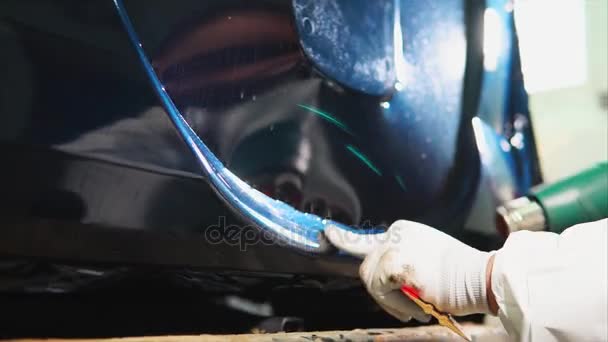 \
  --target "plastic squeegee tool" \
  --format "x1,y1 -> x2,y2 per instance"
400,285 -> 471,341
